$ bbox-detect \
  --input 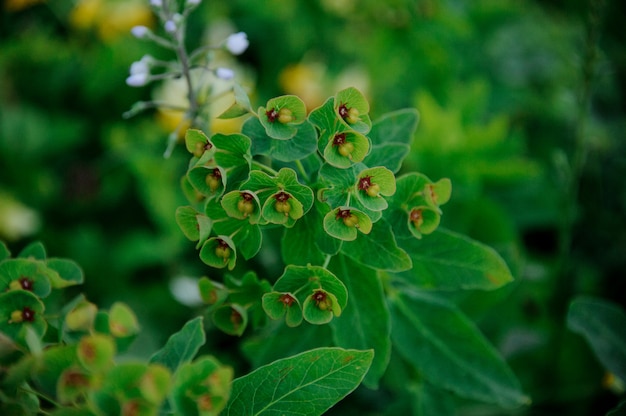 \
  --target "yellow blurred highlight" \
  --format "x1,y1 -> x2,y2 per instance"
602,372 -> 625,395
4,0 -> 45,12
279,63 -> 327,111
70,0 -> 154,42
